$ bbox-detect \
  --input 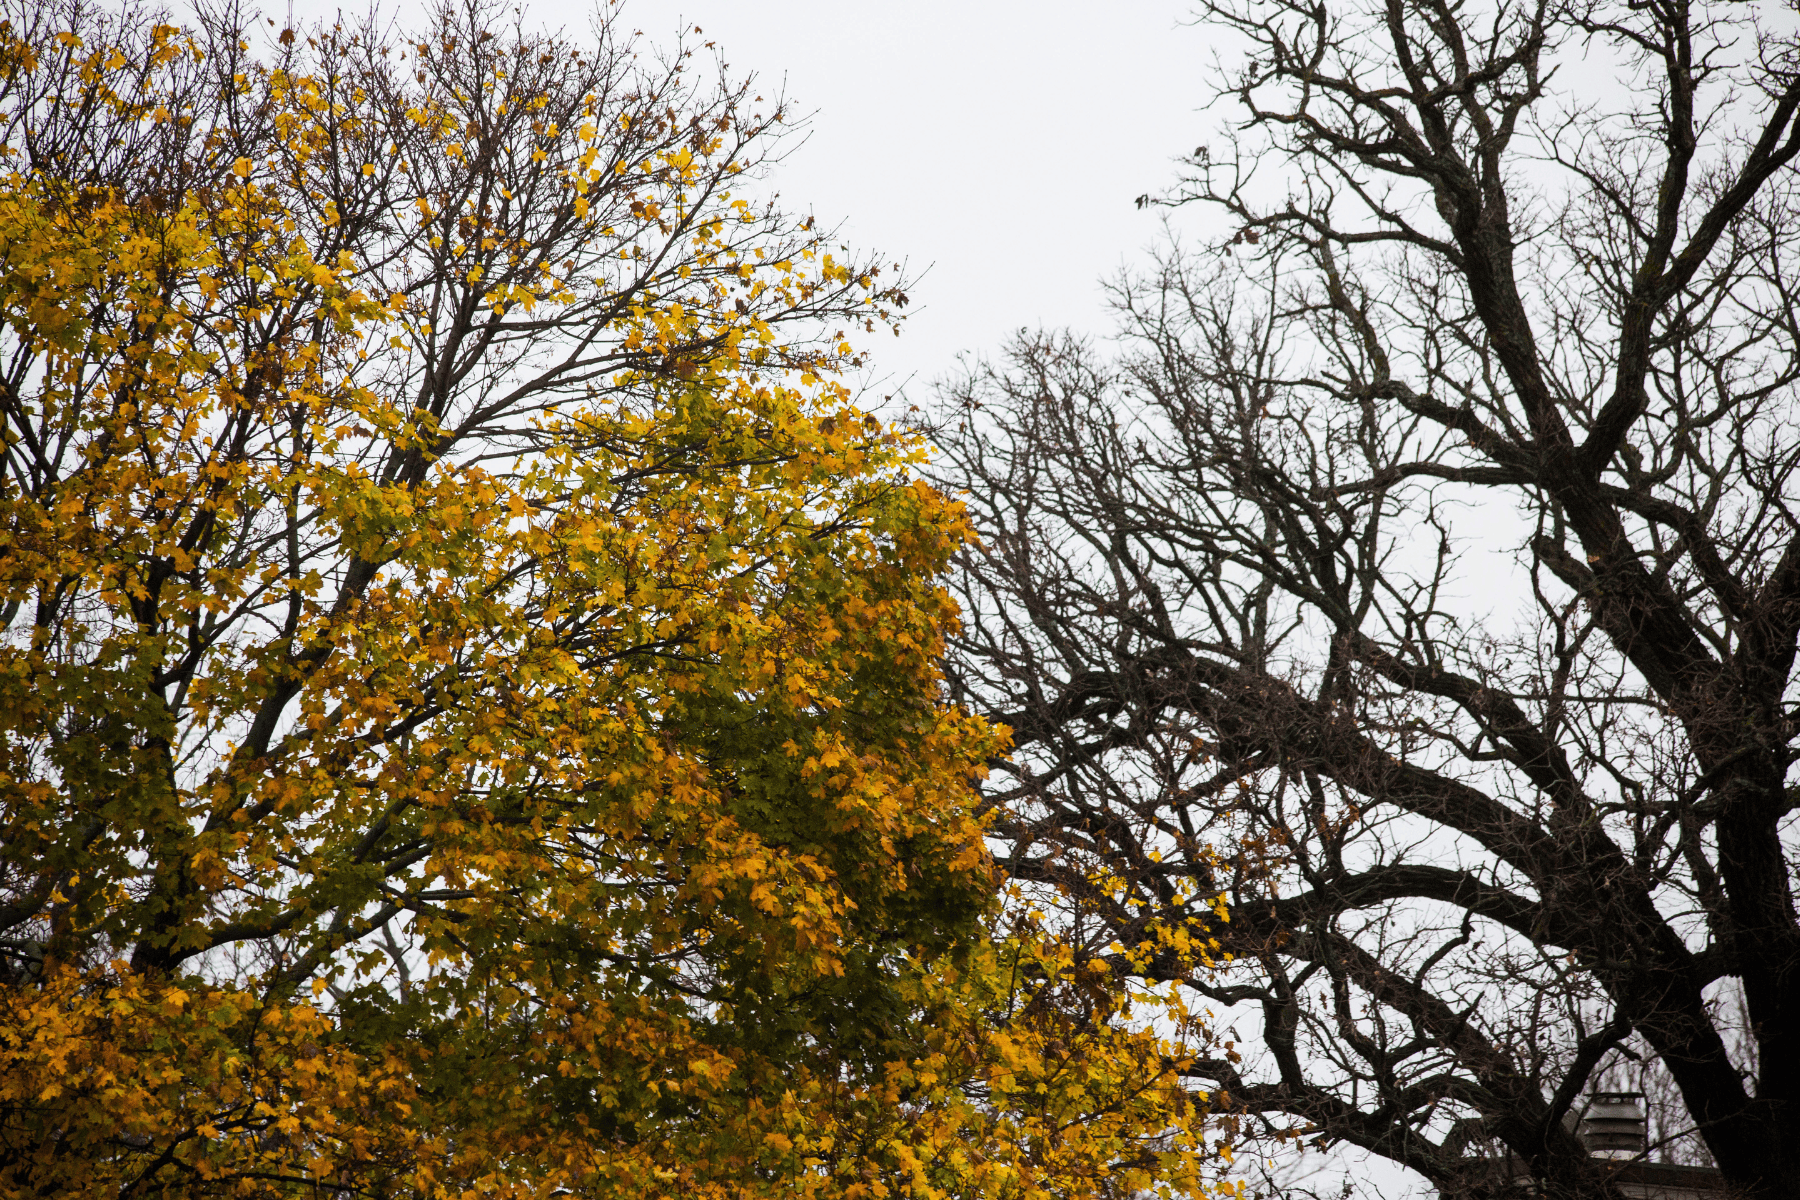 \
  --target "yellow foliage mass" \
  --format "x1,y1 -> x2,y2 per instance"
0,6 -> 1236,1198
